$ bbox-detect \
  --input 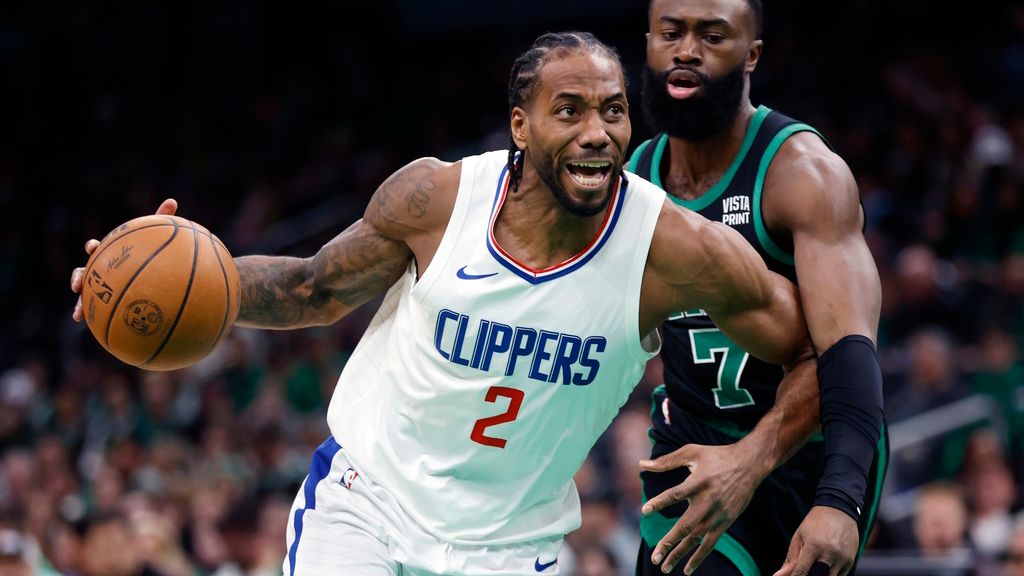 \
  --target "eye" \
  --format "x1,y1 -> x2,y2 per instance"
661,29 -> 681,41
704,33 -> 725,44
606,103 -> 625,117
556,105 -> 577,118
